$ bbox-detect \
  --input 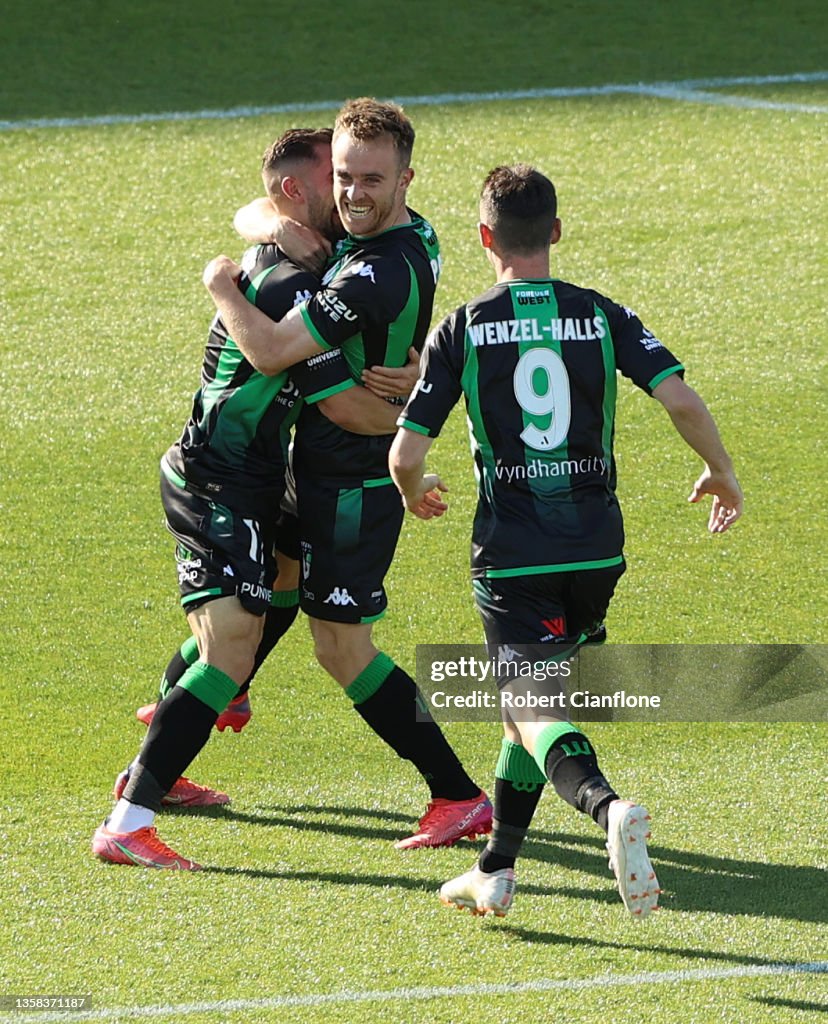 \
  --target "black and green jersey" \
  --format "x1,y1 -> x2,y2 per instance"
399,278 -> 684,578
291,209 -> 441,482
164,244 -> 318,519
